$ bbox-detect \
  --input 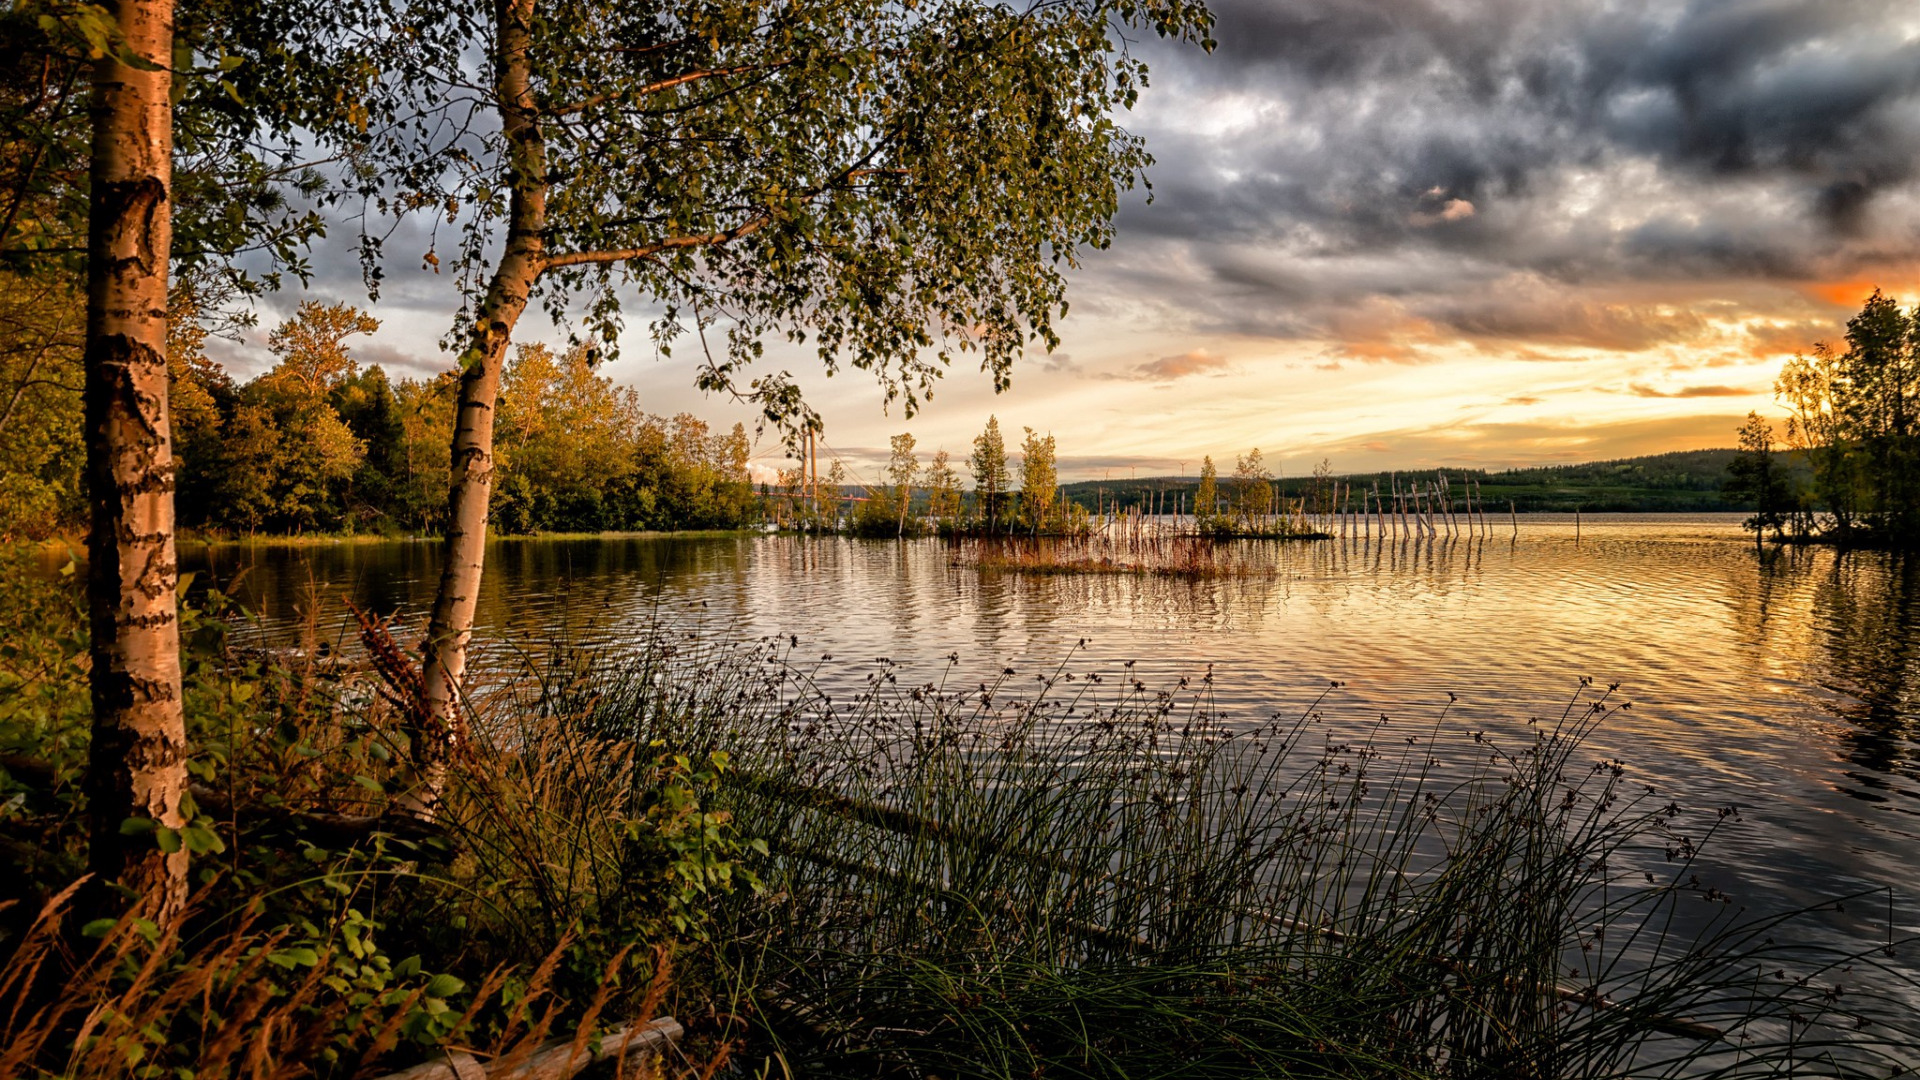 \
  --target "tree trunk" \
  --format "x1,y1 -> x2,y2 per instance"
83,0 -> 186,922
414,0 -> 545,804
